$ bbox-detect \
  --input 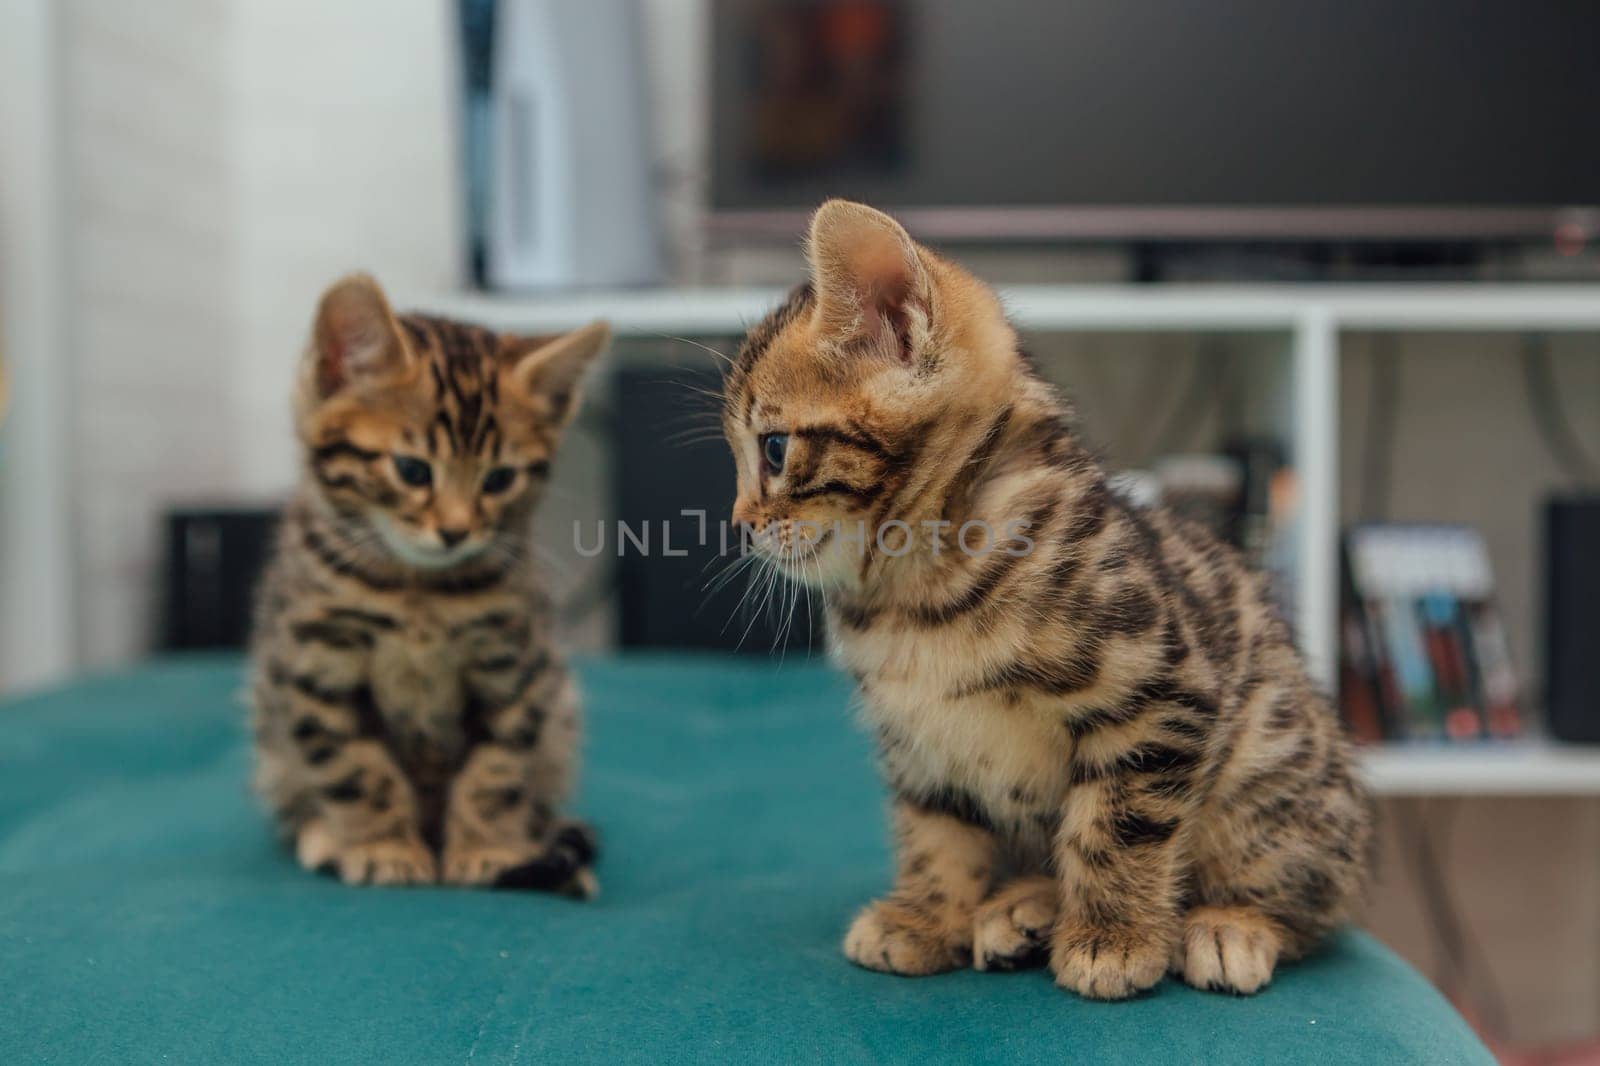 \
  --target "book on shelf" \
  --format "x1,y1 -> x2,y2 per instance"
1339,525 -> 1522,744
